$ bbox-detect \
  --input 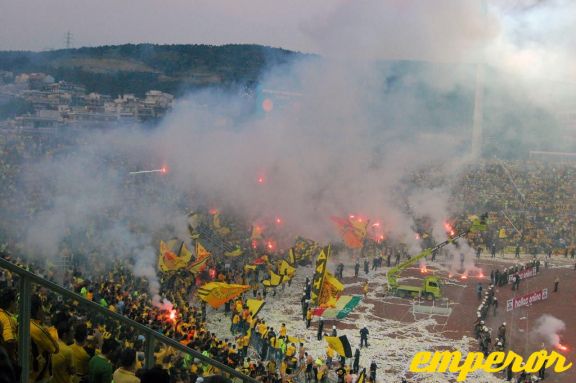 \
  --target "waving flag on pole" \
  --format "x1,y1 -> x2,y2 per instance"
331,216 -> 367,248
195,241 -> 211,260
325,335 -> 353,357
158,240 -> 192,272
310,245 -> 330,305
197,282 -> 250,308
245,299 -> 265,319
